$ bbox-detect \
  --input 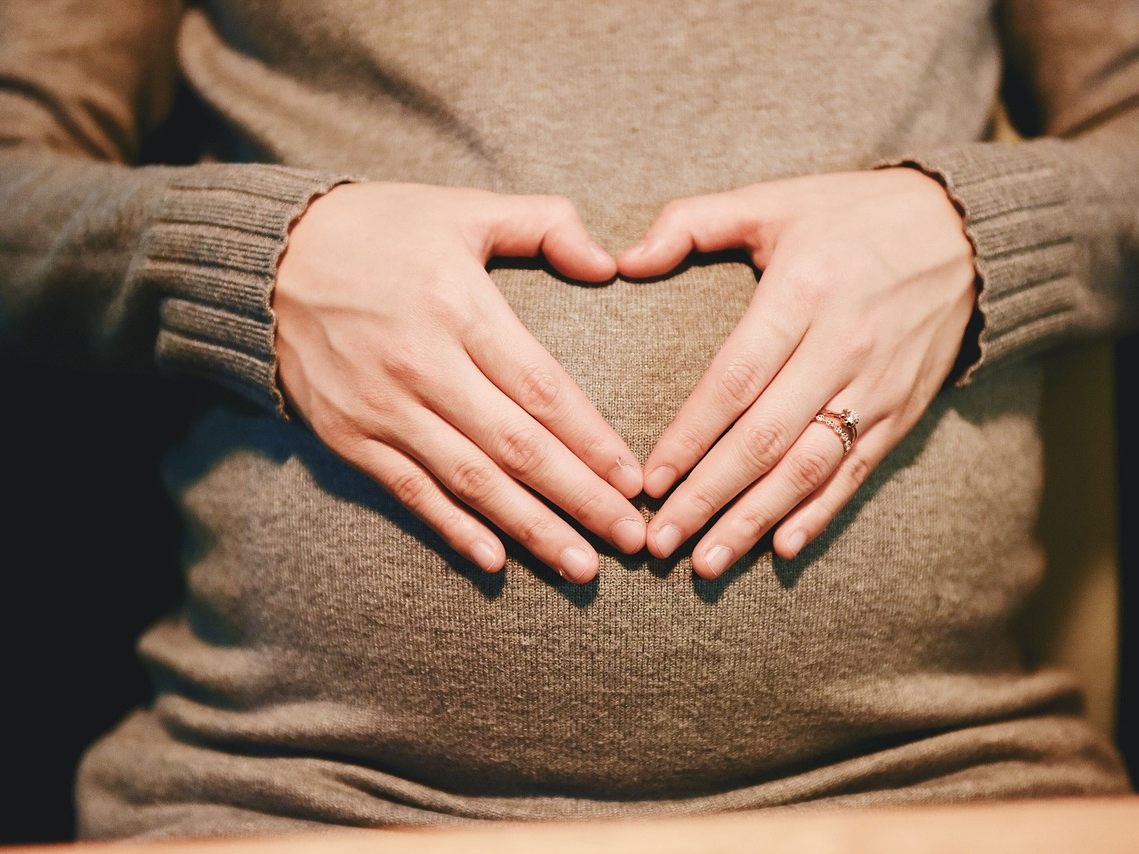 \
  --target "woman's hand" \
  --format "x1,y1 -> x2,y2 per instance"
617,168 -> 976,577
273,182 -> 646,583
